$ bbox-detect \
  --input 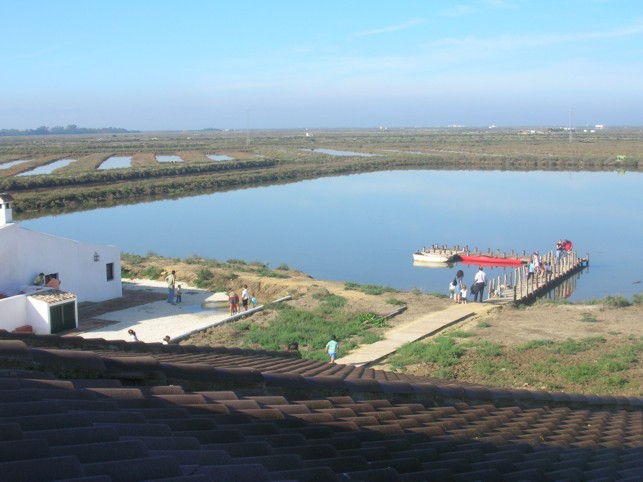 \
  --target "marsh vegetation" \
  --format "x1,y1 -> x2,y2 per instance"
1,127 -> 641,217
